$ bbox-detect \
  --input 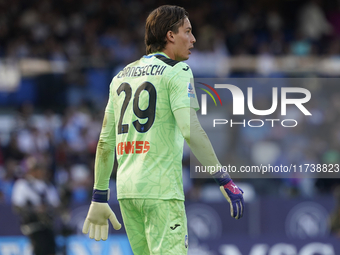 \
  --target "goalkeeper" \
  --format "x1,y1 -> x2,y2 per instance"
82,5 -> 244,255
